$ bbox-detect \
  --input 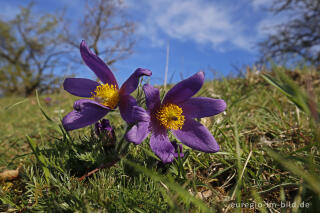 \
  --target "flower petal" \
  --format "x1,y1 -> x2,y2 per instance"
63,78 -> 99,97
62,99 -> 109,131
150,128 -> 175,163
120,68 -> 152,96
181,98 -> 226,119
125,121 -> 150,144
163,71 -> 205,105
143,84 -> 161,113
119,95 -> 149,123
80,40 -> 118,87
172,119 -> 220,153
